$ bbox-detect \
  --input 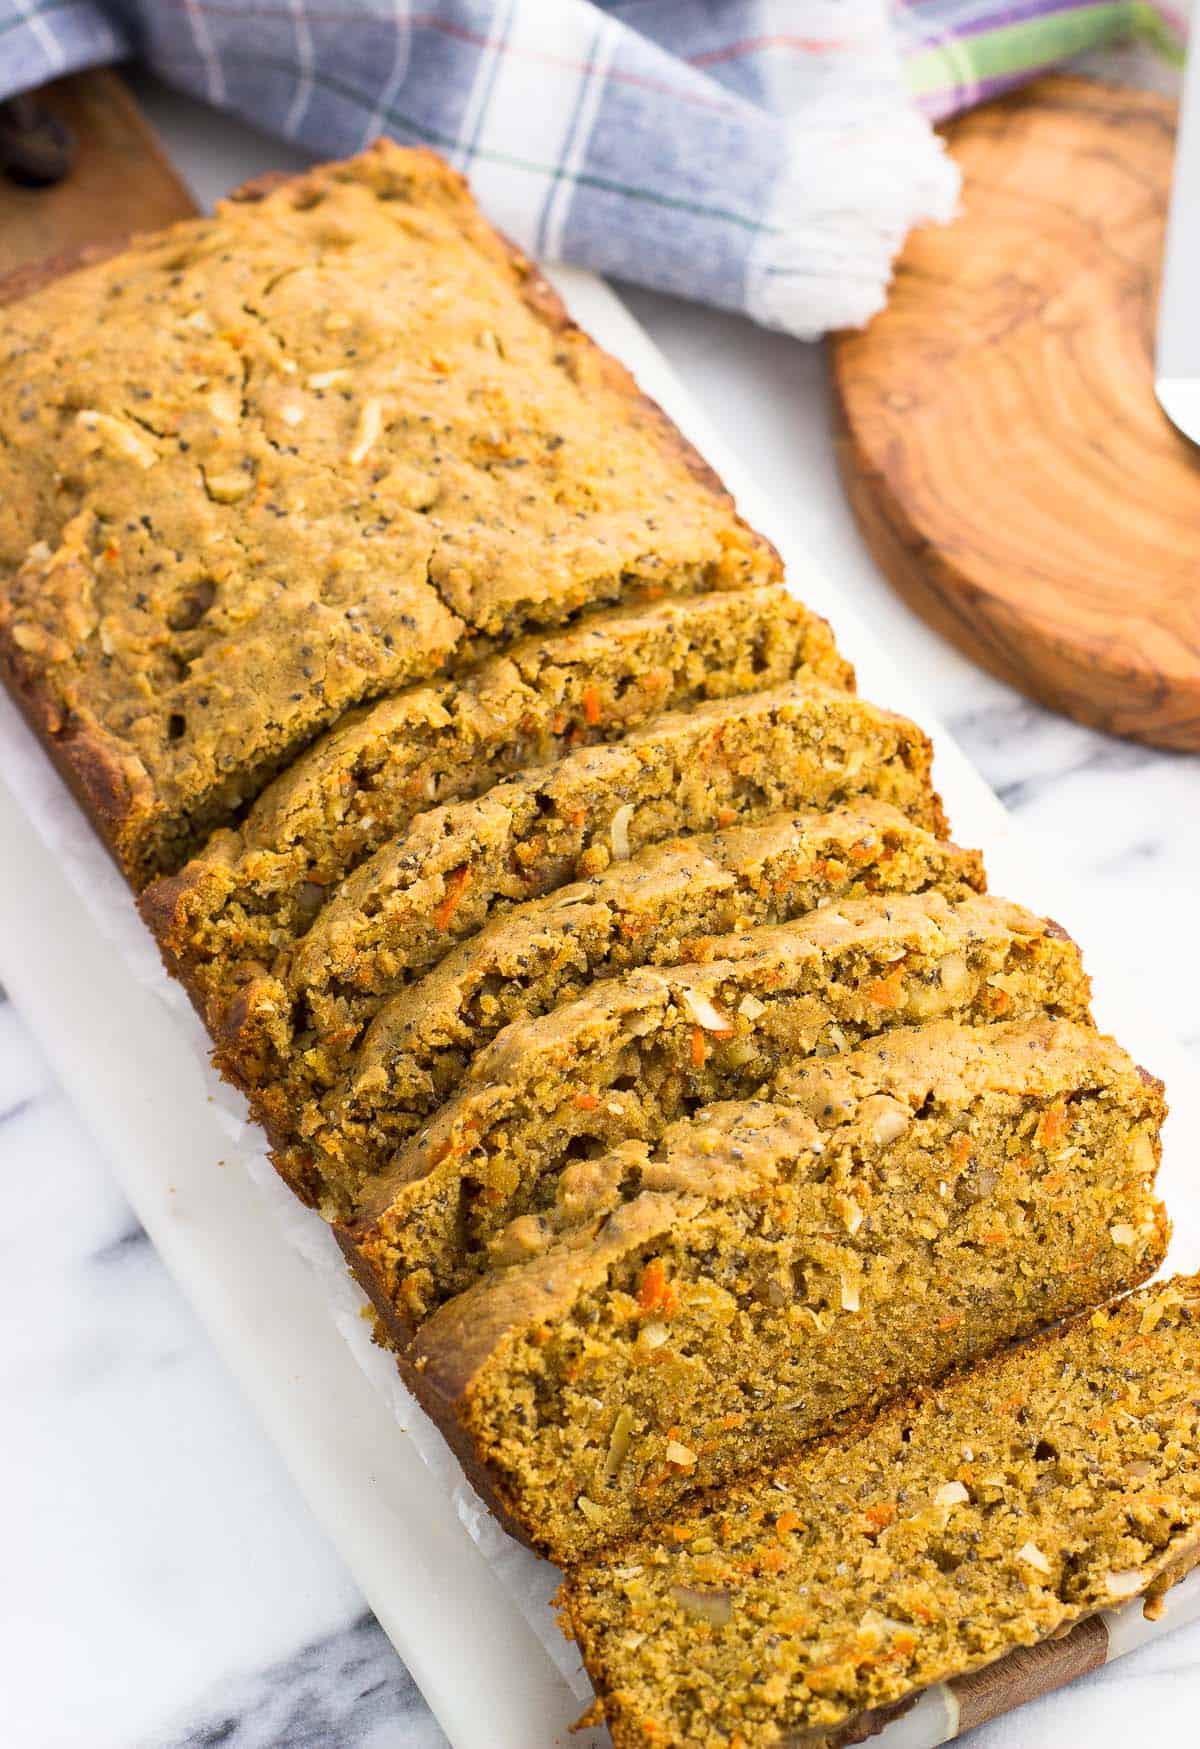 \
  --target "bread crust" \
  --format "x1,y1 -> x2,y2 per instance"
0,142 -> 780,887
228,147 -> 764,540
0,242 -> 149,876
